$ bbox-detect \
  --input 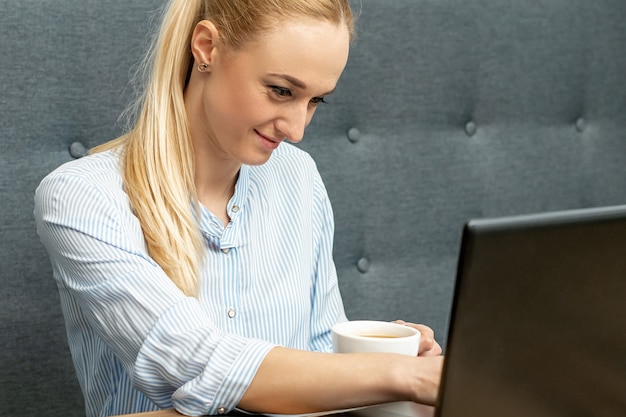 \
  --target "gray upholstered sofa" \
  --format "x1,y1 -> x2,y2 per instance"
2,0 -> 625,416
